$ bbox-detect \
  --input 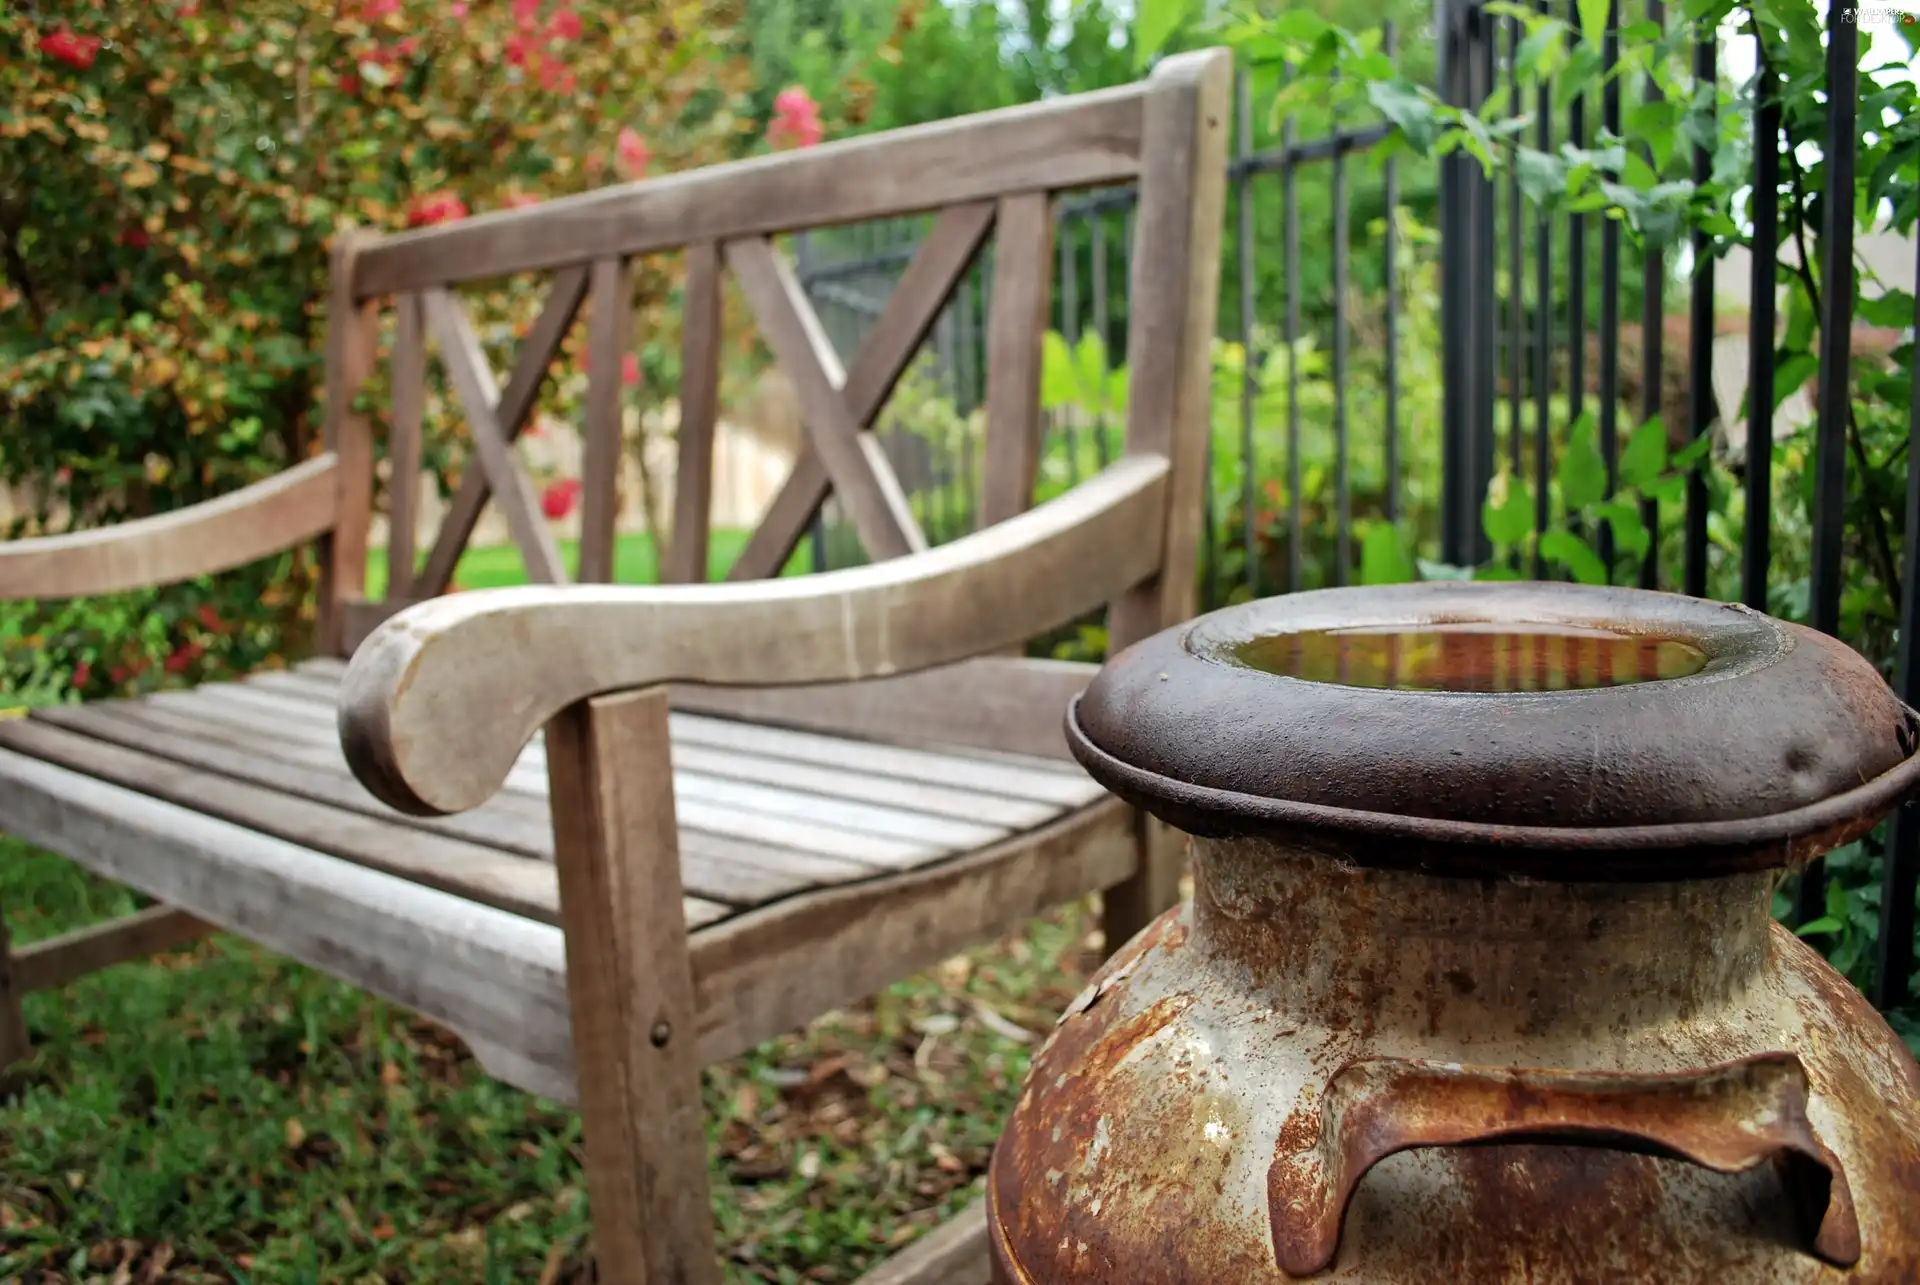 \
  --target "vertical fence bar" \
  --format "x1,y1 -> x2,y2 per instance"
1284,61 -> 1304,592
1384,21 -> 1401,526
1440,0 -> 1468,565
1532,0 -> 1553,574
1798,0 -> 1859,925
1684,21 -> 1717,597
1637,0 -> 1665,591
1507,11 -> 1525,498
1237,69 -> 1260,597
1060,213 -> 1081,487
1878,261 -> 1920,1010
1332,73 -> 1352,587
1473,9 -> 1498,566
1567,0 -> 1588,568
1092,214 -> 1112,467
1597,0 -> 1622,577
1741,39 -> 1779,612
